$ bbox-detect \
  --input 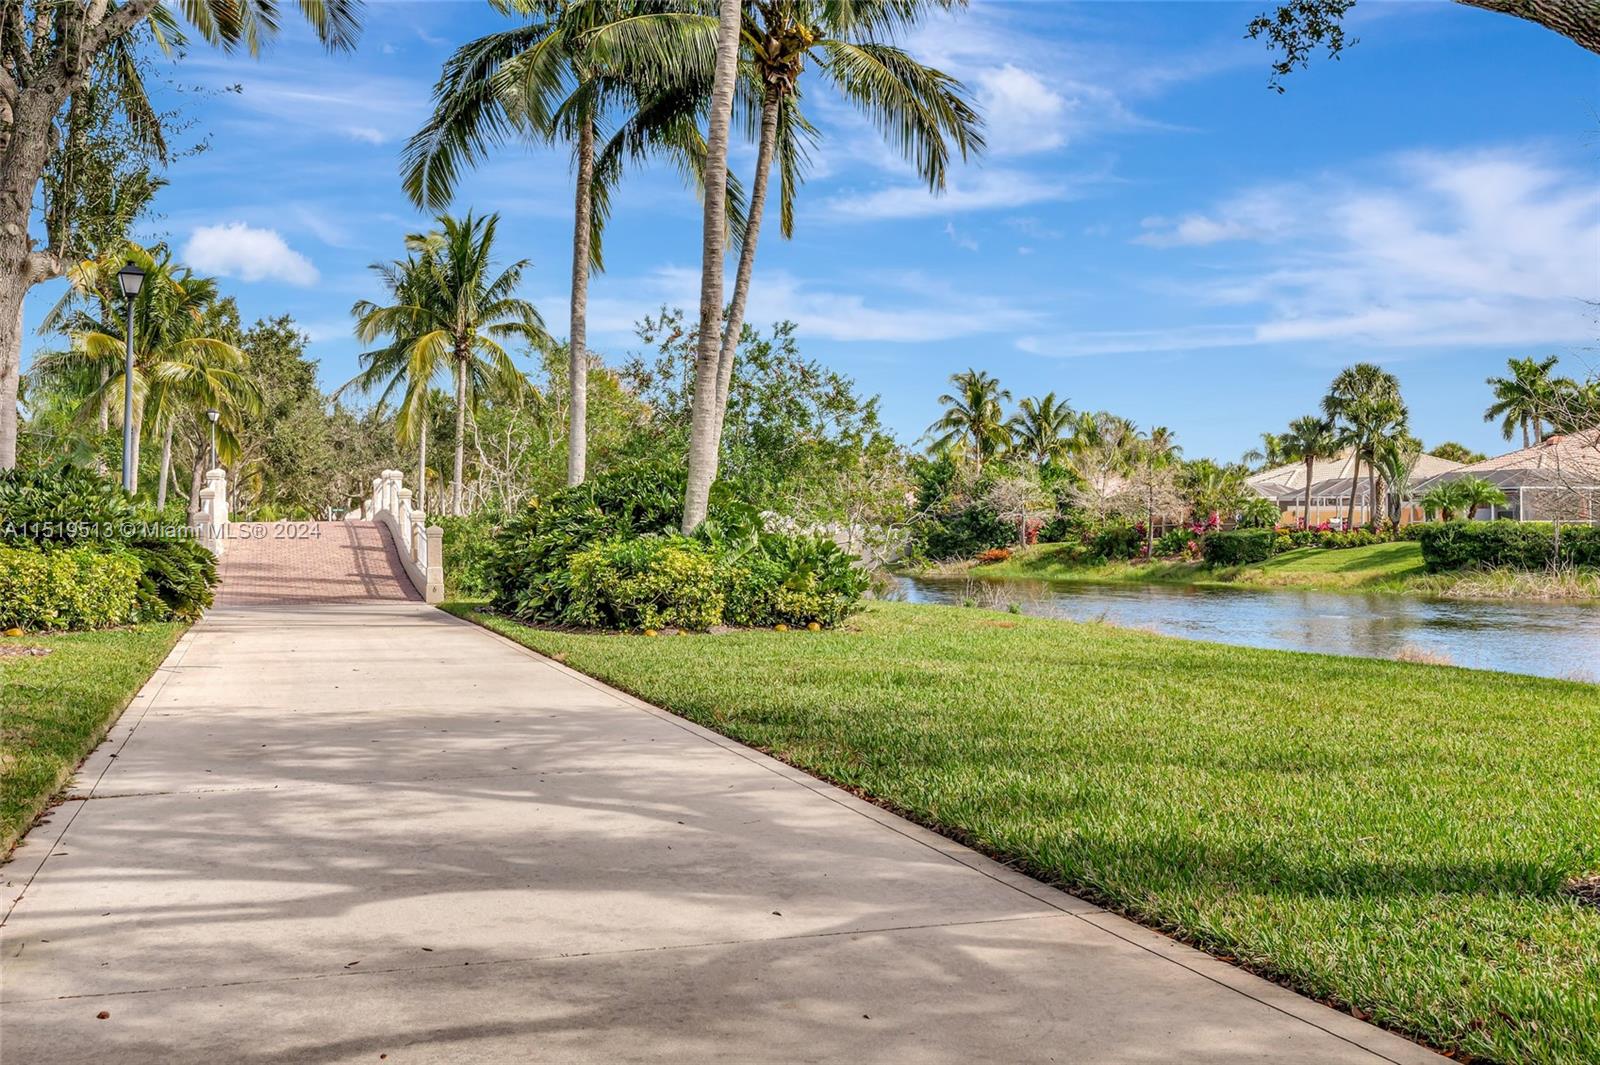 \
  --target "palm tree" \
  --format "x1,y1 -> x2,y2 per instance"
350,213 -> 548,517
1279,415 -> 1337,529
684,0 -> 750,533
1453,475 -> 1508,521
1484,355 -> 1572,447
31,244 -> 254,498
1241,430 -> 1287,469
1322,363 -> 1405,528
705,0 -> 984,455
405,2 -> 720,490
927,369 -> 1011,469
1007,392 -> 1074,467
1372,435 -> 1421,525
346,253 -> 451,511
